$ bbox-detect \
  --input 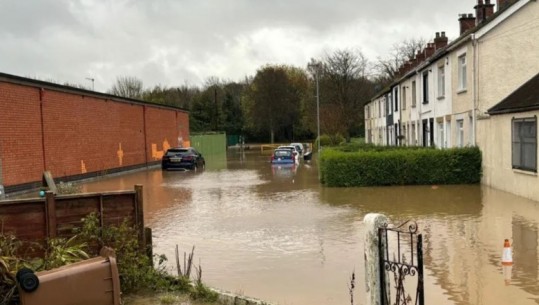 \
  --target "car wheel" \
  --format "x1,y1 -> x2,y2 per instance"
191,163 -> 197,170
